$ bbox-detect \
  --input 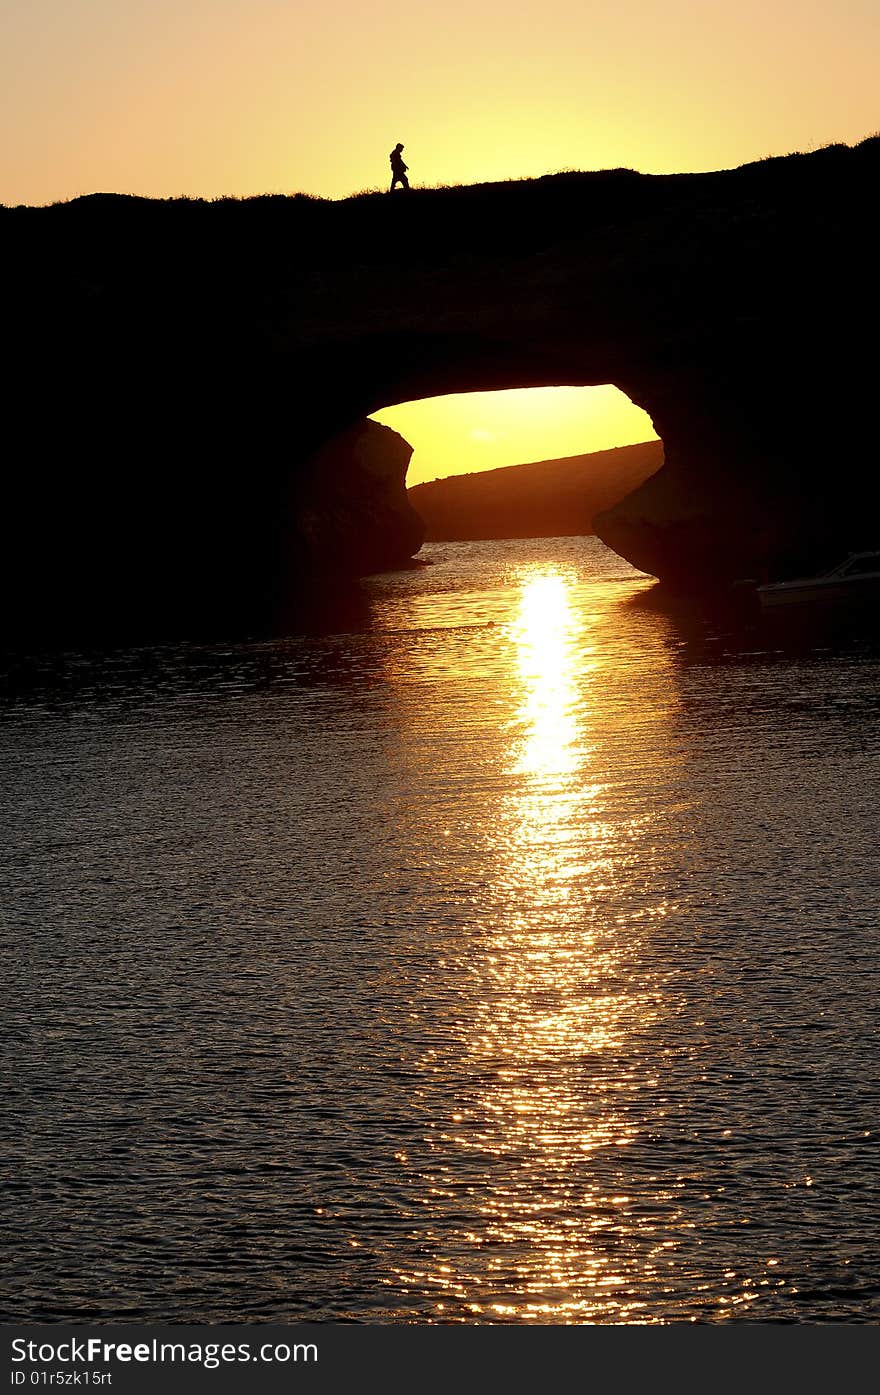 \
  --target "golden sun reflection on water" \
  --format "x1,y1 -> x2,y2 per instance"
504,570 -> 607,921
384,559 -> 683,1323
512,570 -> 587,783
458,569 -> 658,1320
